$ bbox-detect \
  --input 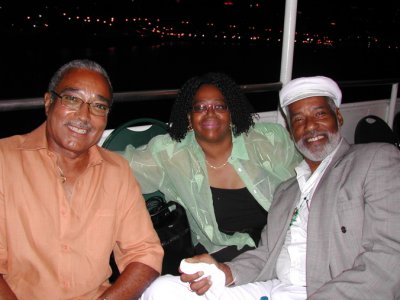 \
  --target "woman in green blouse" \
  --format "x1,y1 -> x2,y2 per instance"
123,72 -> 301,264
